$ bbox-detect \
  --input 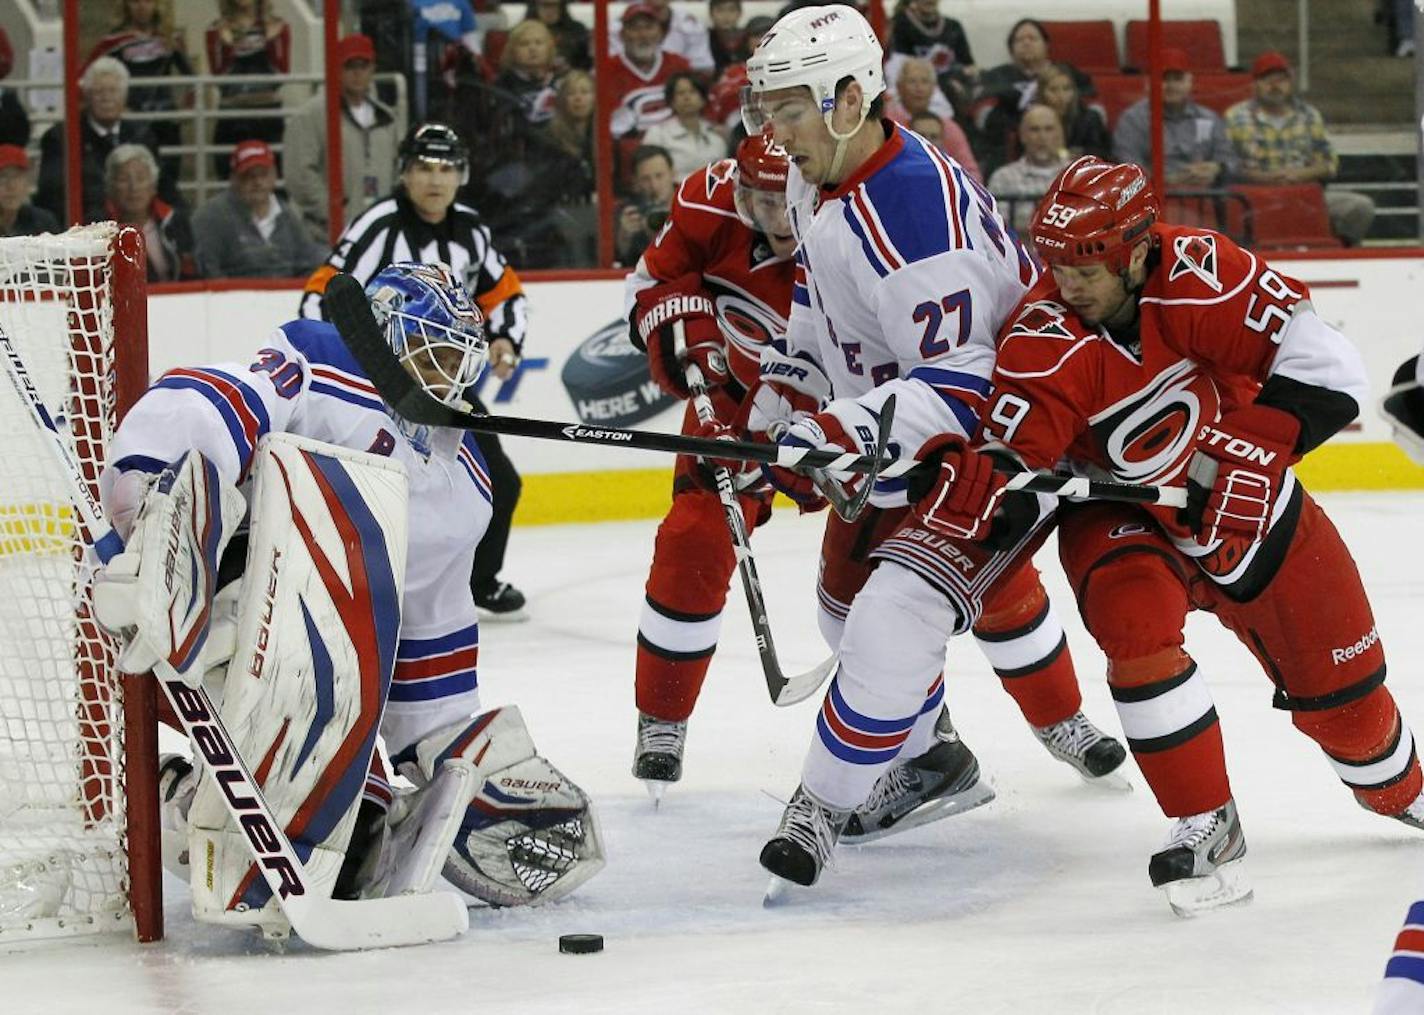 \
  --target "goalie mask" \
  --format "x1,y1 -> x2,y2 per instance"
366,262 -> 488,410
